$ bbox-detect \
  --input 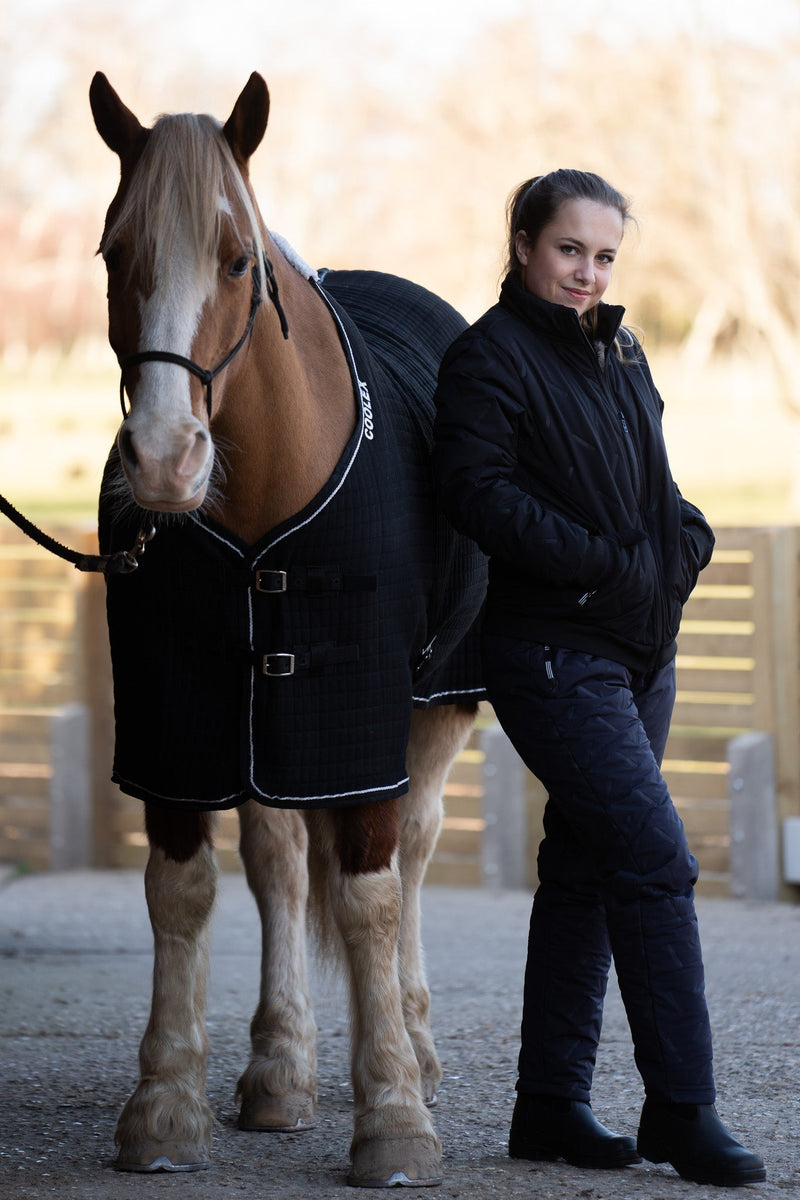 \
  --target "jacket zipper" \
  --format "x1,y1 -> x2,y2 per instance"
604,367 -> 668,650
581,320 -> 667,653
584,325 -> 643,506
616,407 -> 667,646
617,408 -> 643,504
